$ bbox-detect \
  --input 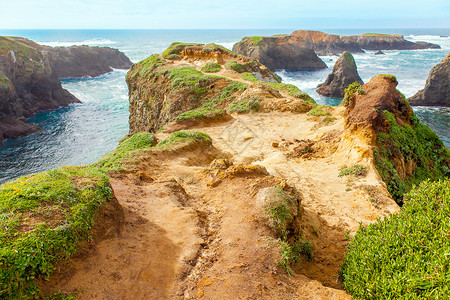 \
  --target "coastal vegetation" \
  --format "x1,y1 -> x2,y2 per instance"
156,130 -> 211,147
201,62 -> 221,73
341,179 -> 450,298
0,166 -> 112,299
